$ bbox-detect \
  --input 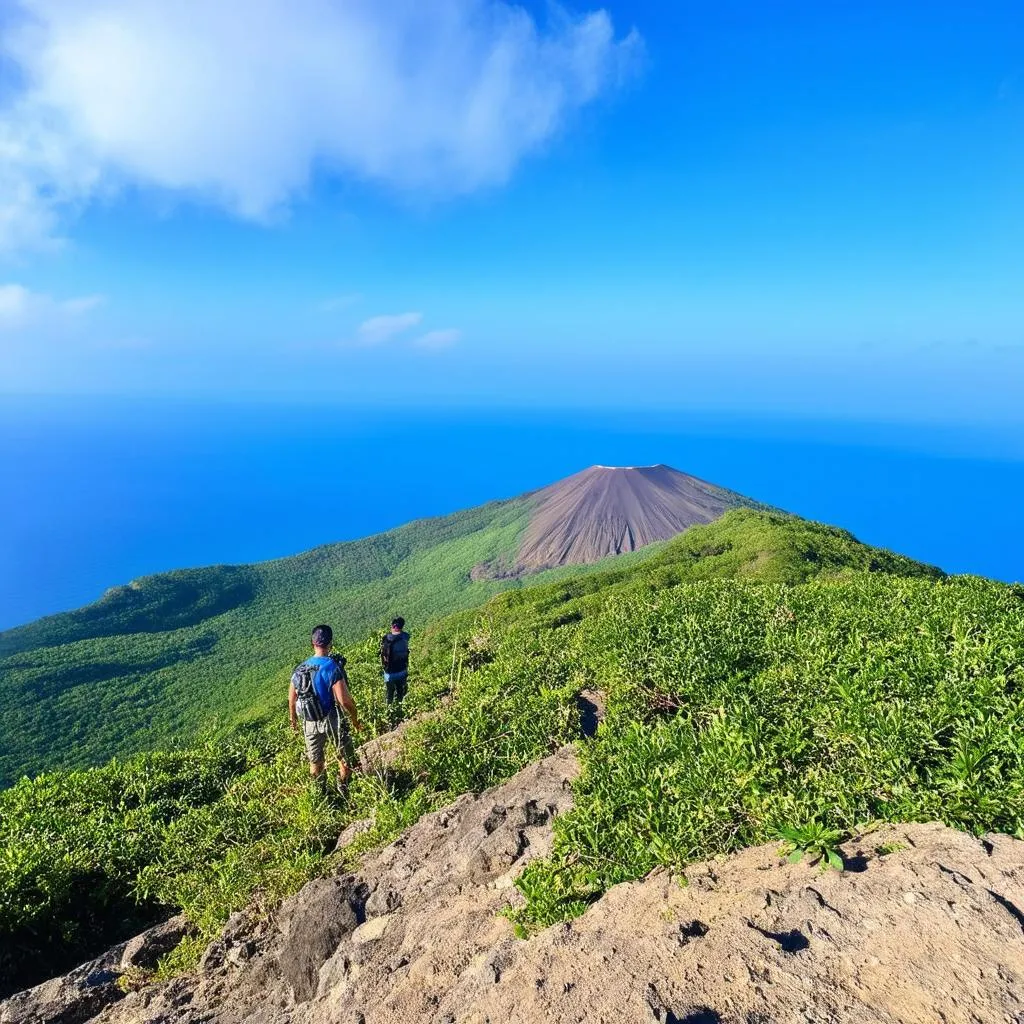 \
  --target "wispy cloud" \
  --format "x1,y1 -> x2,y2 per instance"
355,311 -> 423,346
413,328 -> 462,351
0,1 -> 643,252
0,283 -> 105,331
62,294 -> 106,315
